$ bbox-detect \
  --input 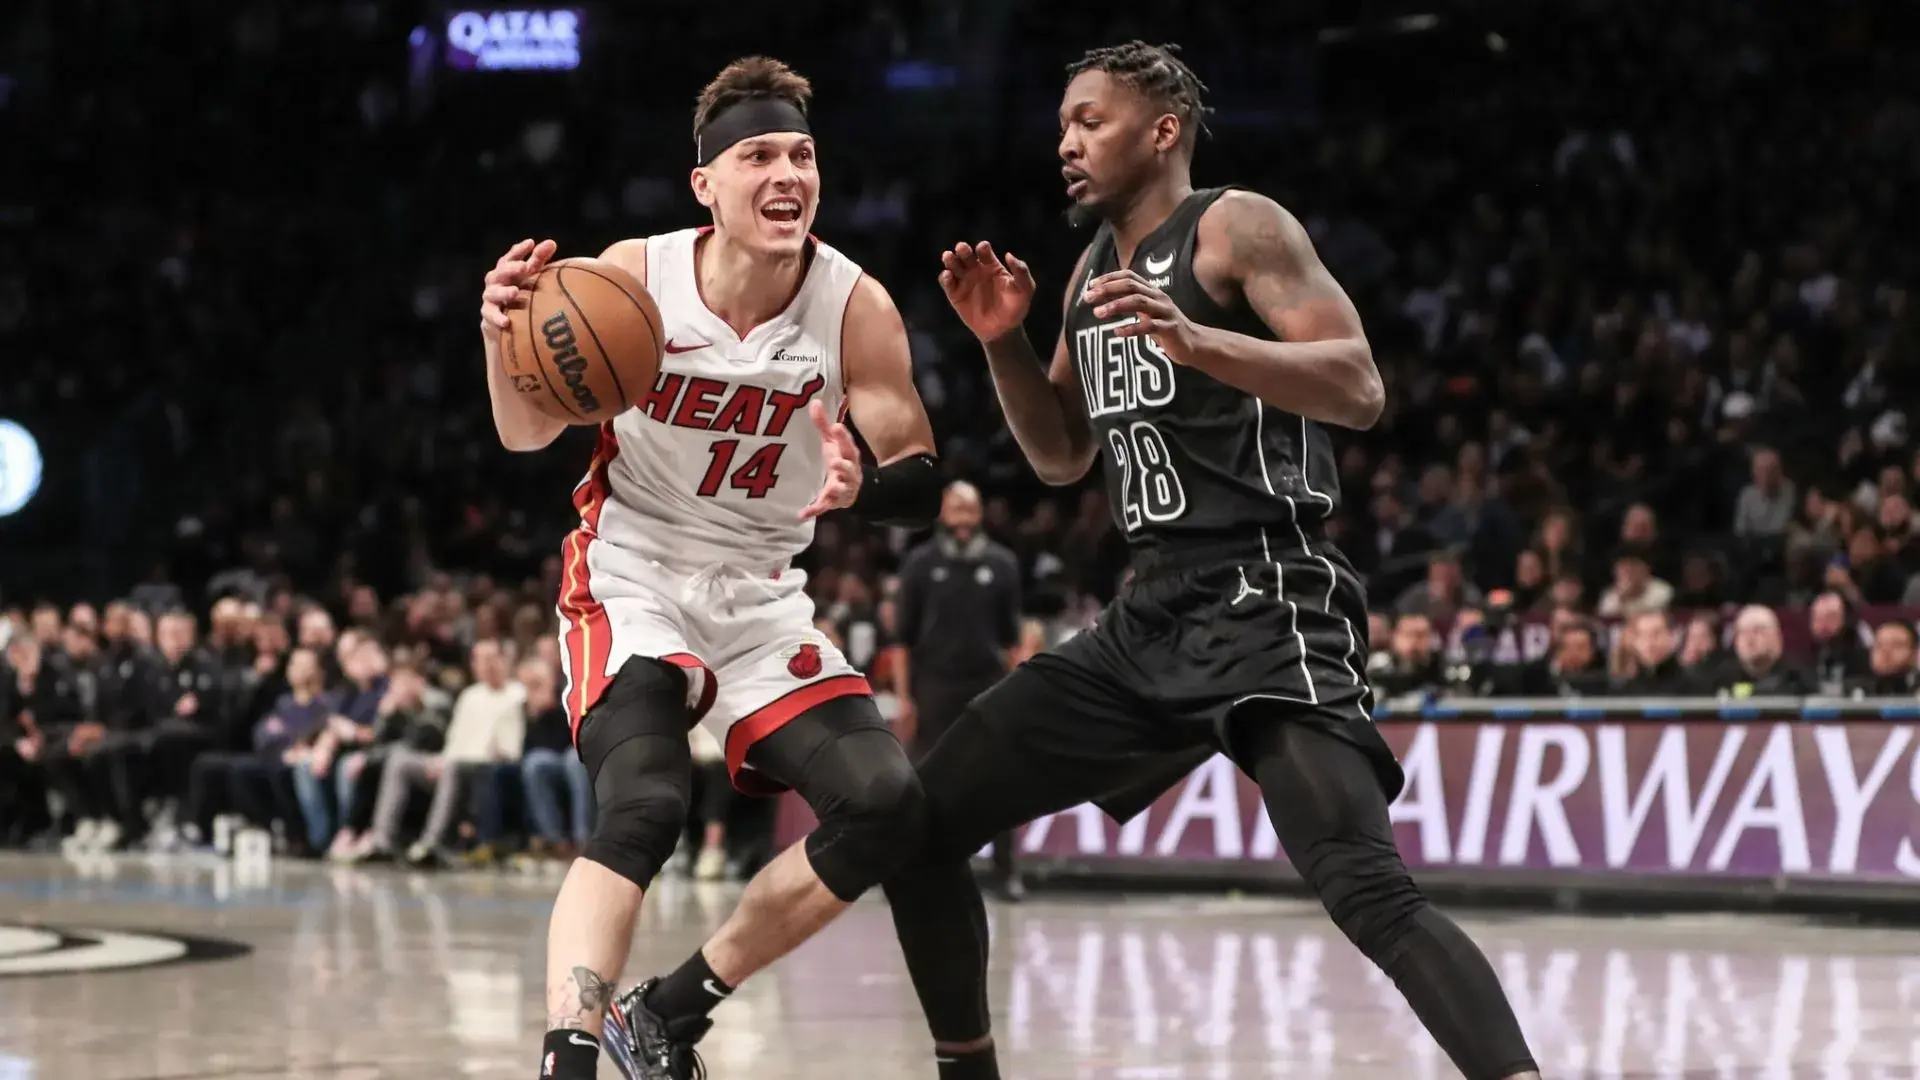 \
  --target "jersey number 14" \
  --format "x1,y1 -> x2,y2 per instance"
697,439 -> 785,499
1106,420 -> 1187,530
